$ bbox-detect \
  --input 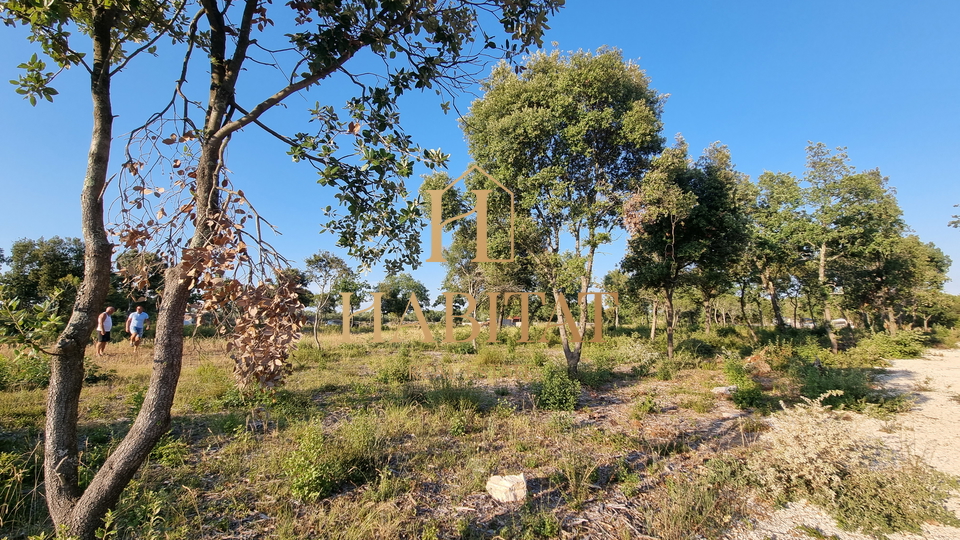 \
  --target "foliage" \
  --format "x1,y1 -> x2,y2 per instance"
623,138 -> 750,359
285,414 -> 389,501
722,356 -> 763,408
377,273 -> 430,321
464,48 -> 665,373
0,352 -> 51,391
0,237 -> 83,315
533,363 -> 581,411
842,329 -> 926,365
748,392 -> 960,536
